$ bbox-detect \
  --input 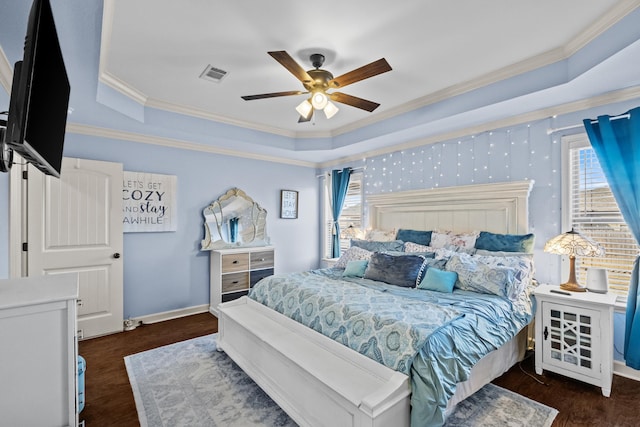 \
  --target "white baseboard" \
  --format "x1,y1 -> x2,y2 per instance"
133,304 -> 210,326
614,360 -> 640,381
